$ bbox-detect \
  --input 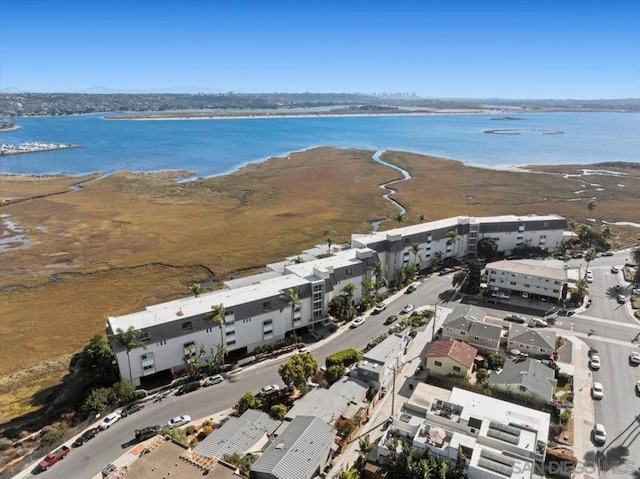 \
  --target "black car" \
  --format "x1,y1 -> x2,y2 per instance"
504,314 -> 527,324
121,401 -> 145,417
405,285 -> 417,294
135,425 -> 162,442
177,381 -> 201,395
72,427 -> 98,447
557,309 -> 575,316
384,315 -> 399,325
485,297 -> 500,304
